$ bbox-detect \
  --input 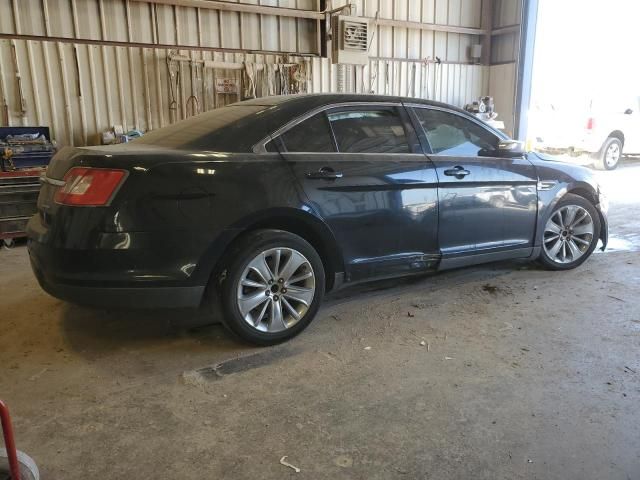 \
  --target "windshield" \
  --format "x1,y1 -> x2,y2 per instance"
133,105 -> 267,149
